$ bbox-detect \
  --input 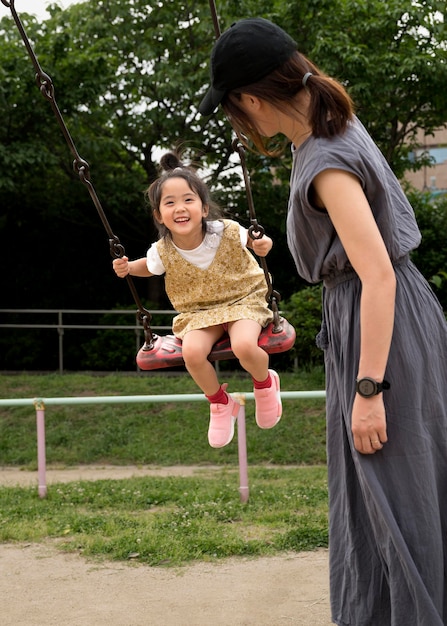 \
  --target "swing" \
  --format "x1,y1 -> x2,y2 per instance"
137,317 -> 296,370
136,134 -> 296,369
4,0 -> 296,370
